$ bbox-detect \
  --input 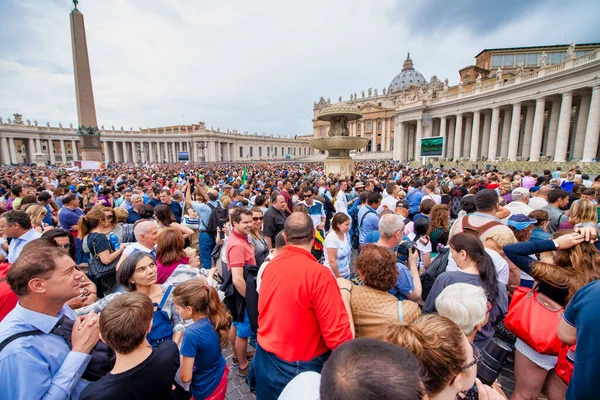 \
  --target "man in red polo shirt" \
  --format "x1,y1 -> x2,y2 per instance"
225,207 -> 255,377
251,212 -> 353,399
